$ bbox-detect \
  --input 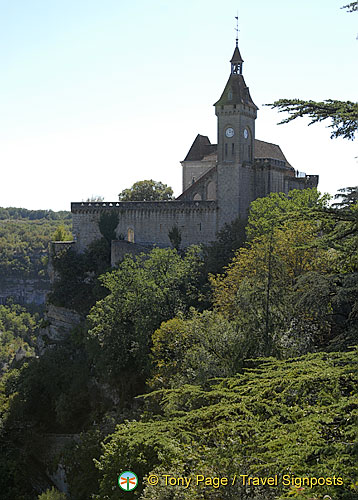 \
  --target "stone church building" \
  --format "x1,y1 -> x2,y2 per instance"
71,41 -> 318,258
